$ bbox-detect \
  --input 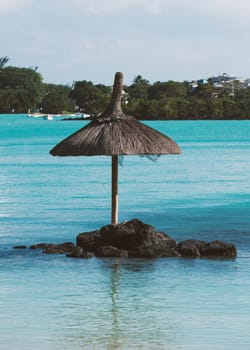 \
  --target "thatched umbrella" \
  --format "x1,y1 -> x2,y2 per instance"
50,72 -> 181,224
